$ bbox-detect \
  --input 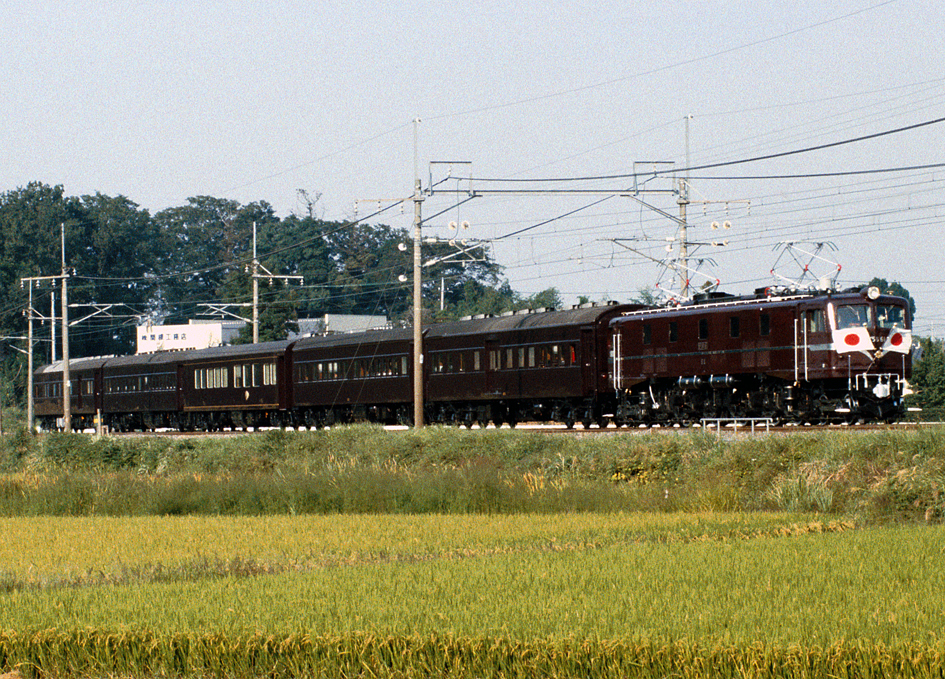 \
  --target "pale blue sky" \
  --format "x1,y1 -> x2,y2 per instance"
3,0 -> 943,331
